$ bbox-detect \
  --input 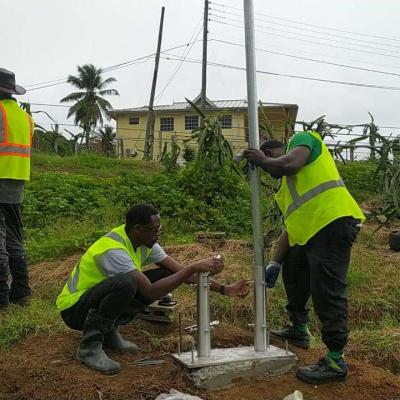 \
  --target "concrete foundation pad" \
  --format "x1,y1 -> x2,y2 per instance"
172,346 -> 297,389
